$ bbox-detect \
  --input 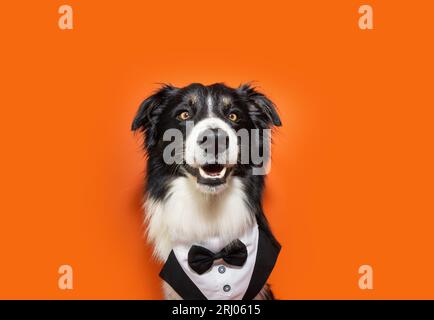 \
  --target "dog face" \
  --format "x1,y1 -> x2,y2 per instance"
132,83 -> 281,194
